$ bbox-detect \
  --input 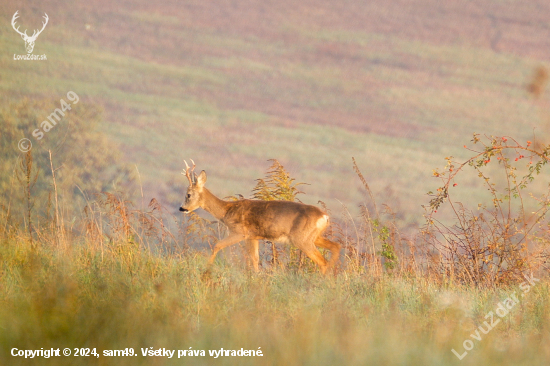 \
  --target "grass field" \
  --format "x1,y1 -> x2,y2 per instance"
1,236 -> 549,366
